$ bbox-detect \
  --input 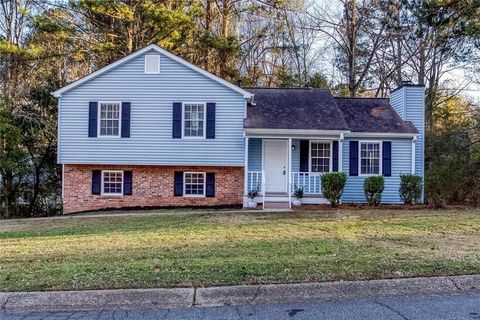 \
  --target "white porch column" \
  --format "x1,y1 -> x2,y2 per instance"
244,137 -> 249,207
288,138 -> 292,208
339,133 -> 344,172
